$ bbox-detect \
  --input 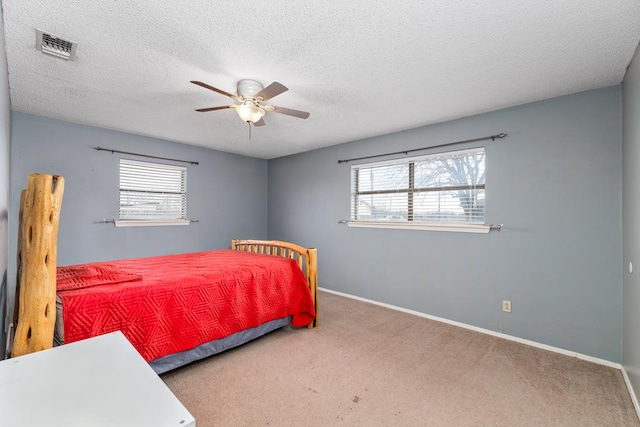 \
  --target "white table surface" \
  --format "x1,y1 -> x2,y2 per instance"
0,331 -> 195,427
